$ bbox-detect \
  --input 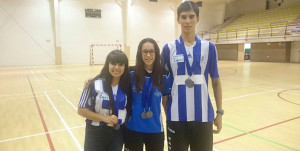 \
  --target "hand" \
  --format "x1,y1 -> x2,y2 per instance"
103,115 -> 118,126
213,114 -> 222,134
